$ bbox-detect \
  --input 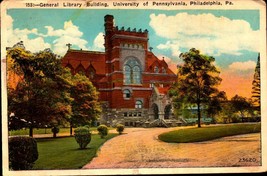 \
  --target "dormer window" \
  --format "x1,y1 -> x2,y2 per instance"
154,66 -> 159,73
162,67 -> 166,74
